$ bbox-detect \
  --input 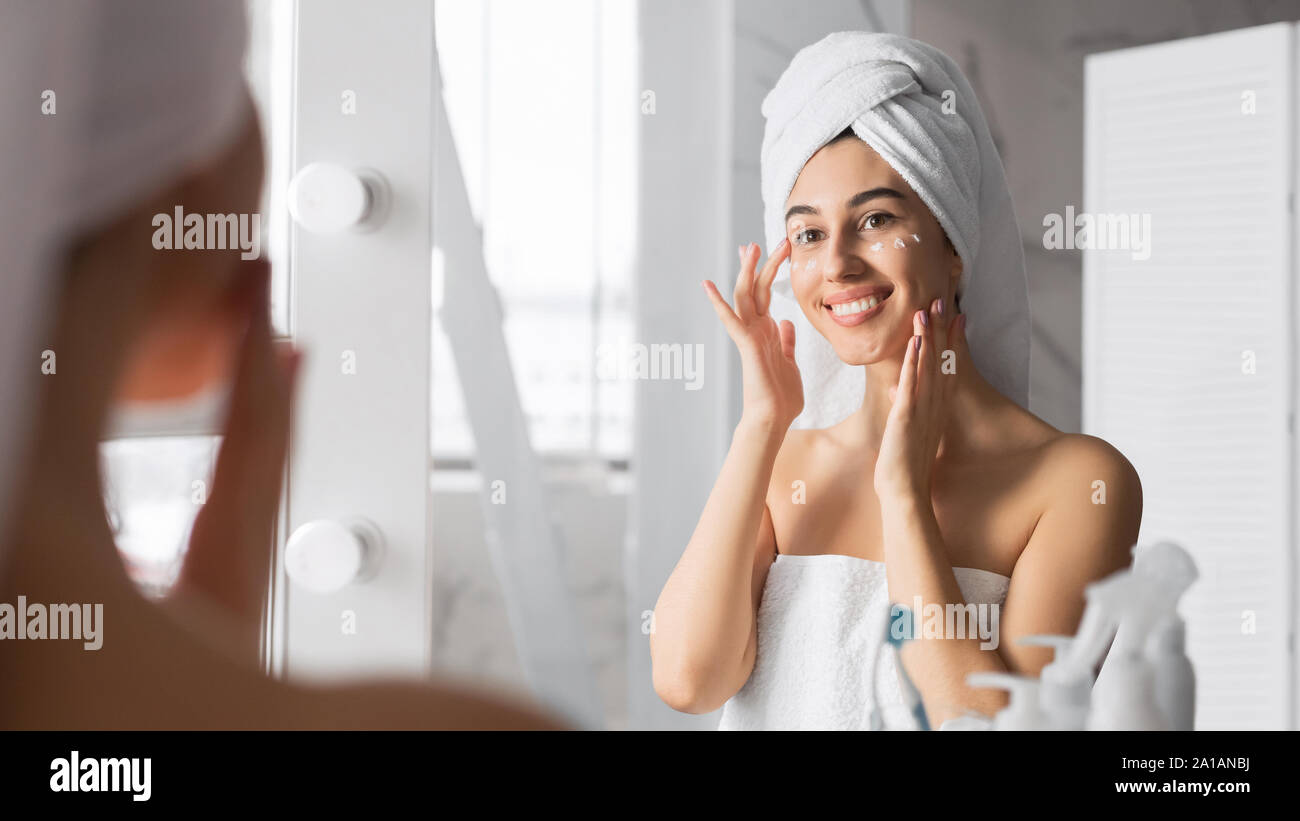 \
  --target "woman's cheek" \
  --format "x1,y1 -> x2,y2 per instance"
115,304 -> 240,402
789,252 -> 821,306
